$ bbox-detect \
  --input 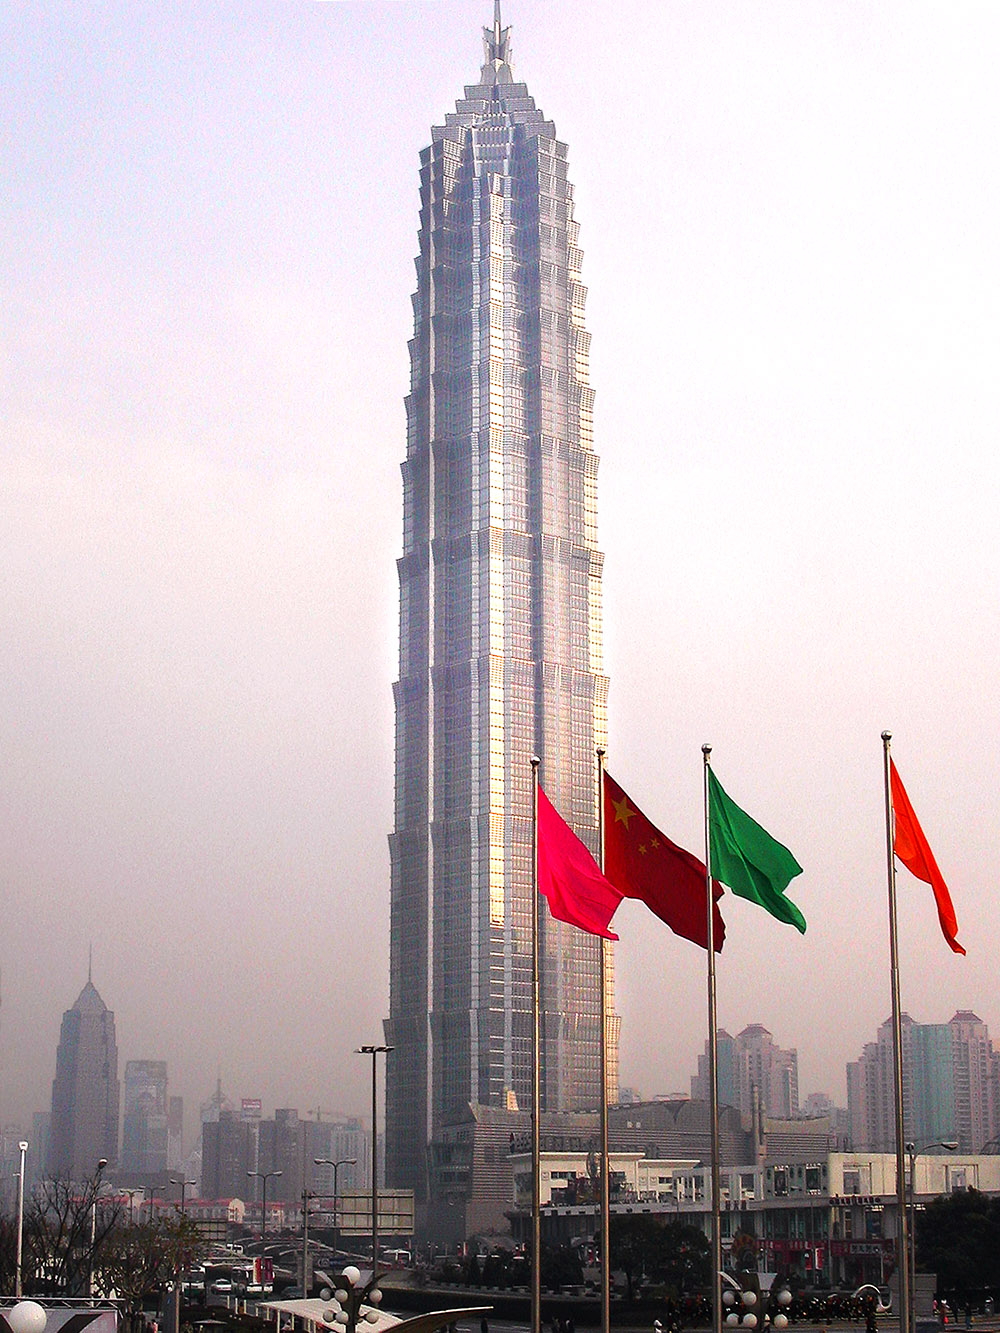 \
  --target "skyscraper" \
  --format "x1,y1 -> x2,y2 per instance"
386,4 -> 617,1205
121,1060 -> 169,1180
49,976 -> 120,1179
